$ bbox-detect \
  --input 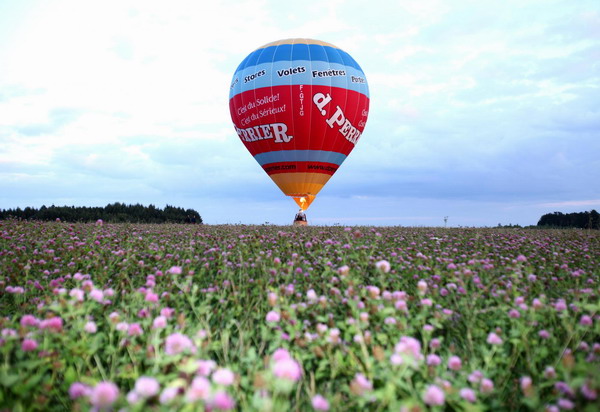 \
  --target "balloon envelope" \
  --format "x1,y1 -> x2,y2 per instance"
229,38 -> 369,210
